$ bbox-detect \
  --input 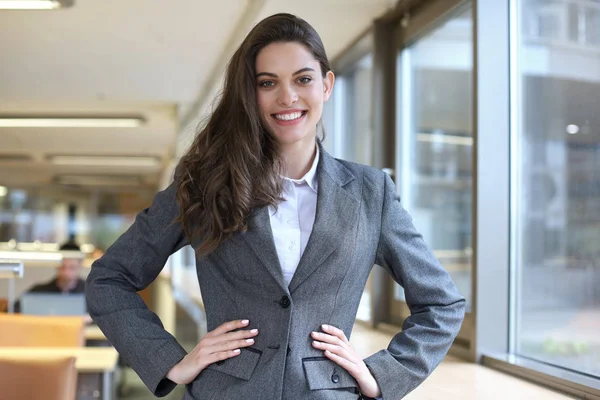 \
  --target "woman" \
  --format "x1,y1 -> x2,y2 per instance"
86,13 -> 465,400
